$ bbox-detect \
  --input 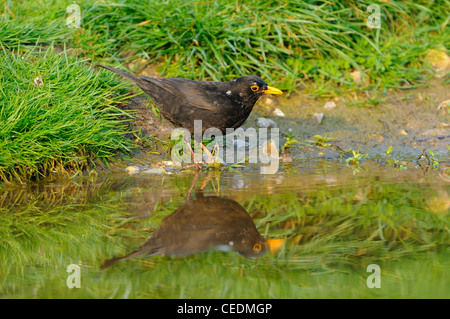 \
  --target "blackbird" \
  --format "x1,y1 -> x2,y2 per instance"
101,192 -> 273,269
97,65 -> 282,135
